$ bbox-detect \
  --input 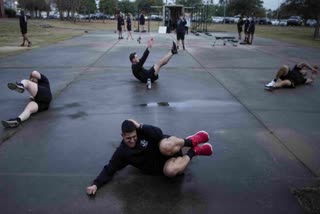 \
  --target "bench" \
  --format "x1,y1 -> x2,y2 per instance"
212,36 -> 238,47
